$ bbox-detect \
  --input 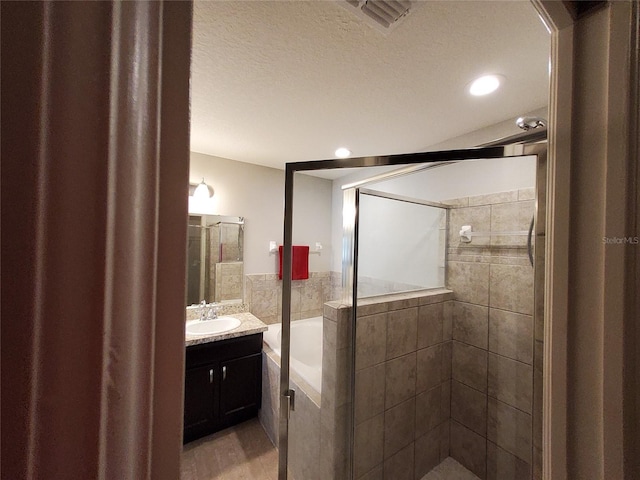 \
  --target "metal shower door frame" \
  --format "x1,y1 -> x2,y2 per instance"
279,138 -> 547,480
